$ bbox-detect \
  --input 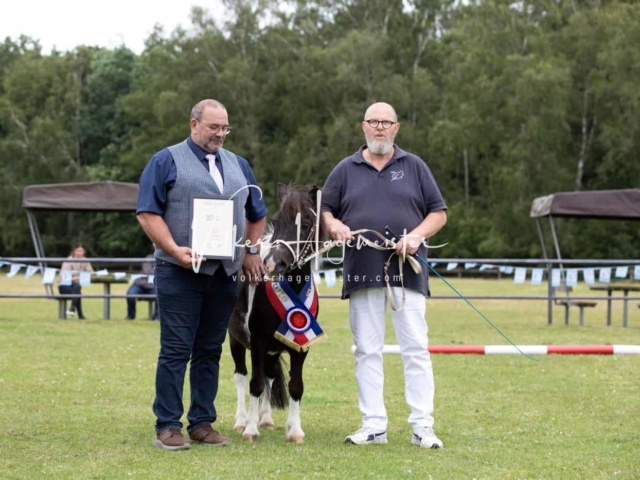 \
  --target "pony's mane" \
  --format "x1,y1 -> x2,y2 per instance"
266,183 -> 327,256
277,184 -> 317,221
